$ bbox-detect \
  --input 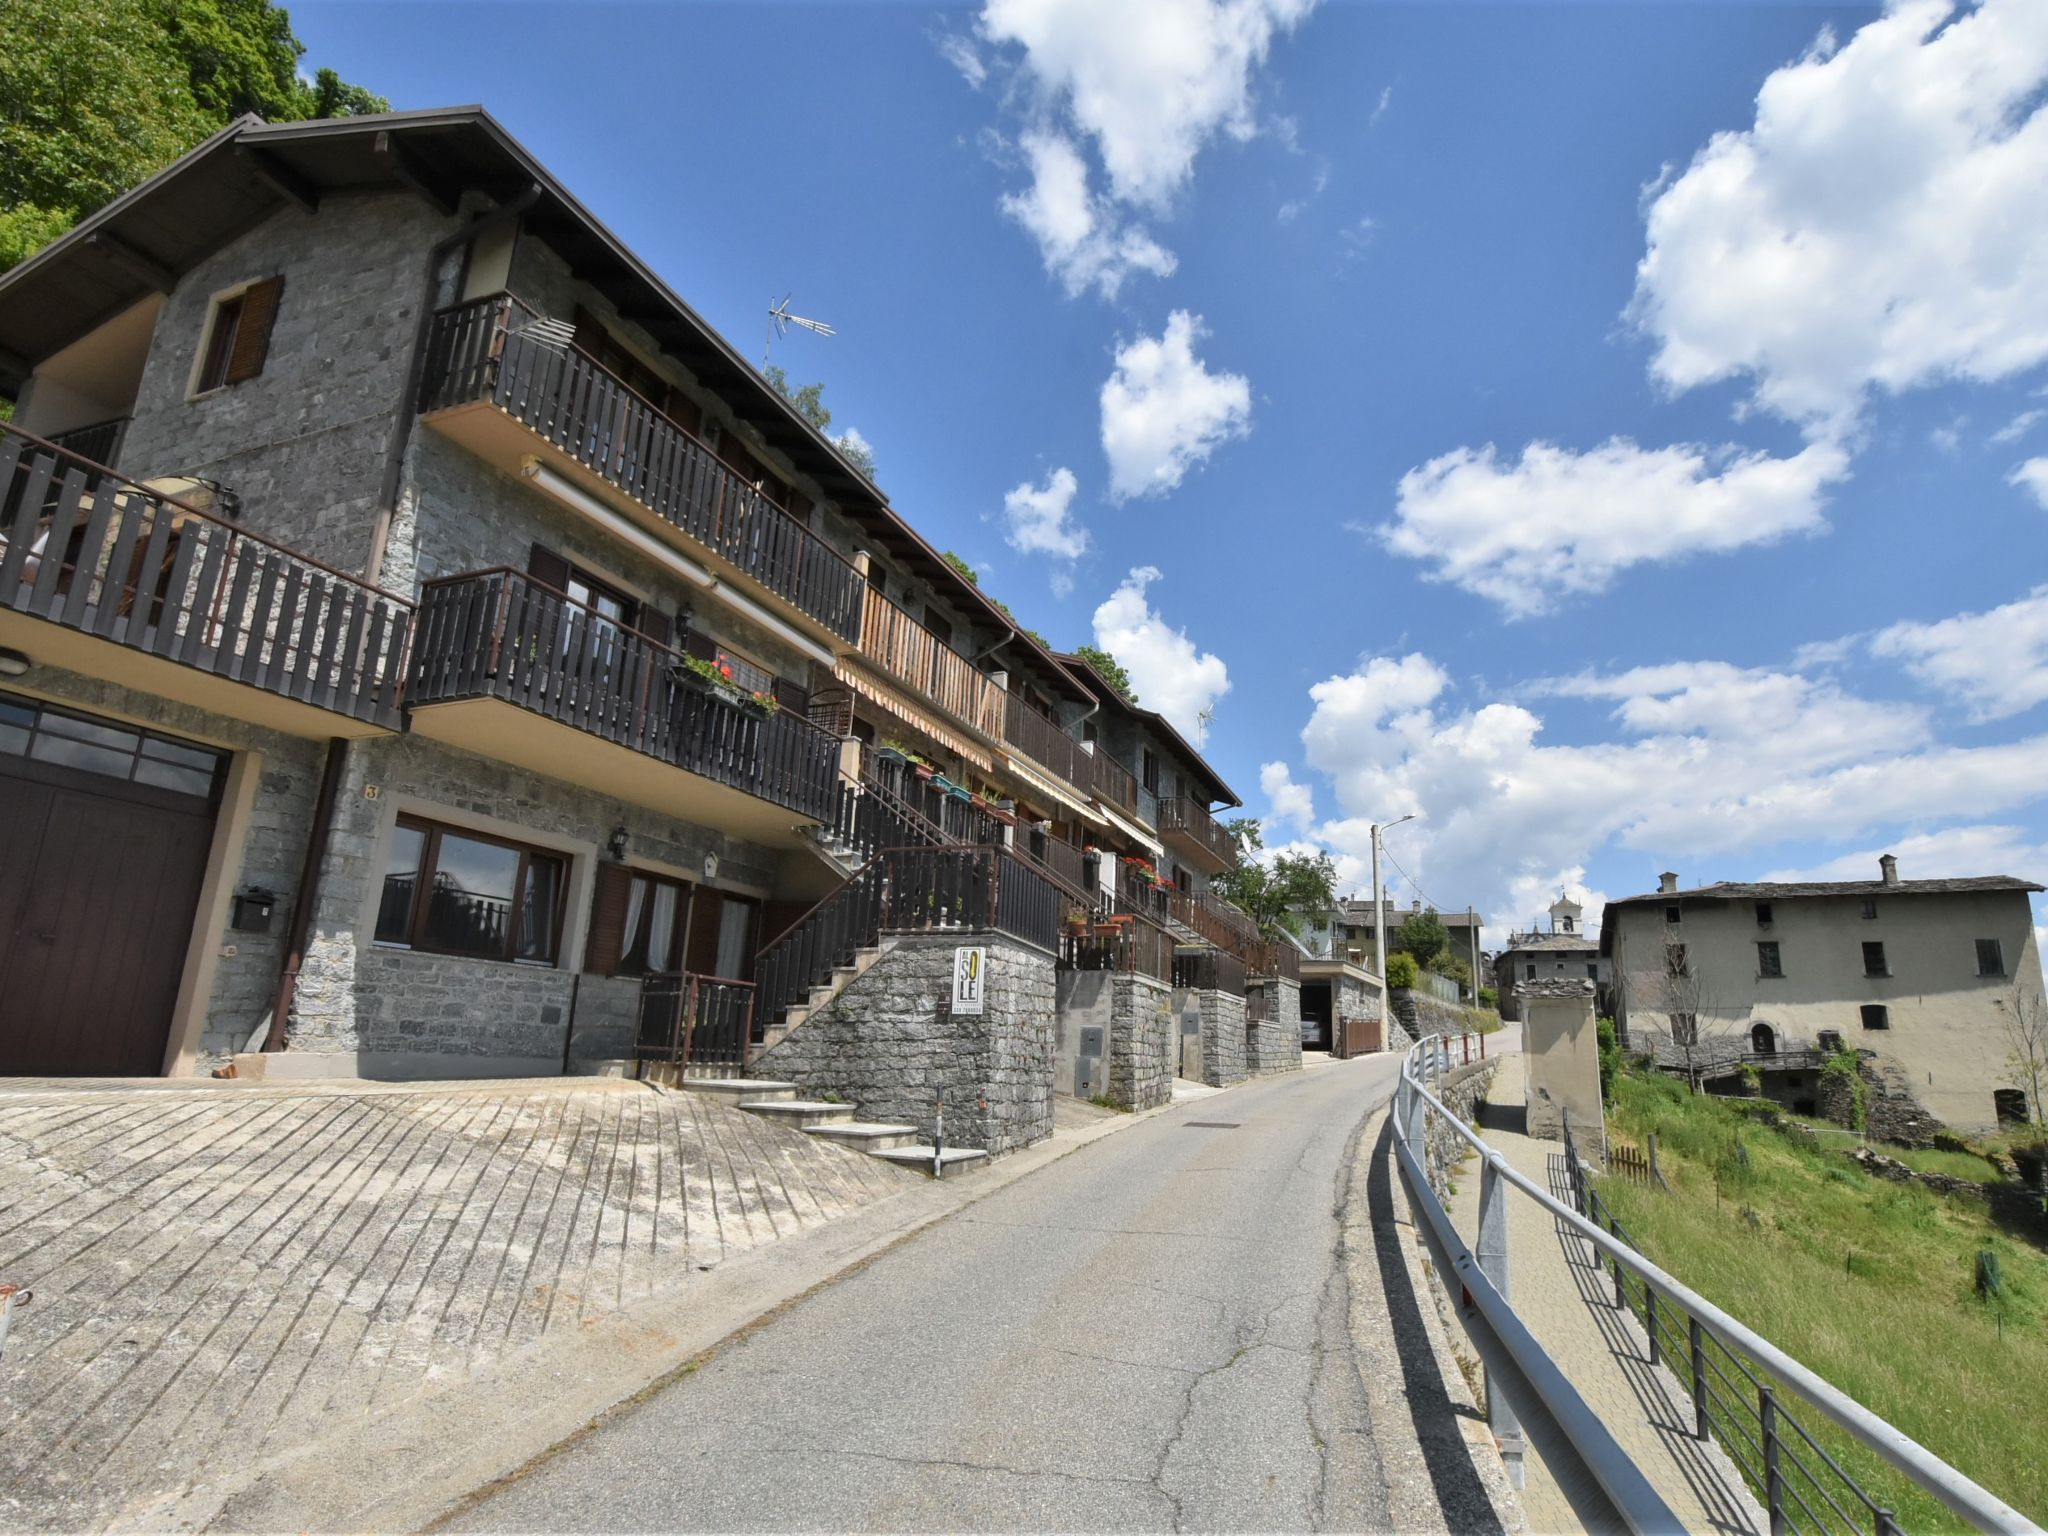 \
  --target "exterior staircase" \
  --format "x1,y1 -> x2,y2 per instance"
670,1076 -> 988,1175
